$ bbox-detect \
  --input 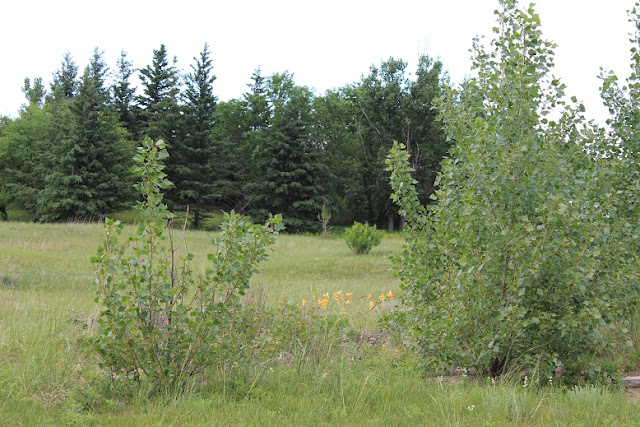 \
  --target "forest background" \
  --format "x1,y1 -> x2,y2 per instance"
0,46 -> 449,231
